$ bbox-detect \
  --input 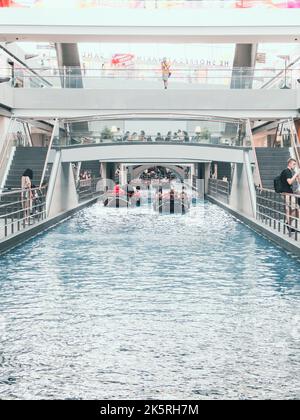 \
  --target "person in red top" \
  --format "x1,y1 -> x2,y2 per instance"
113,185 -> 125,196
